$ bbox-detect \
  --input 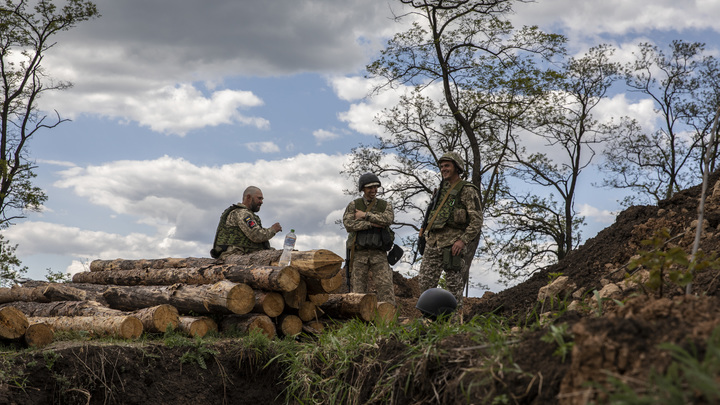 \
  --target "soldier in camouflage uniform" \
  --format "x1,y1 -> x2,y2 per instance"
210,186 -> 282,259
343,173 -> 396,306
418,152 -> 482,306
